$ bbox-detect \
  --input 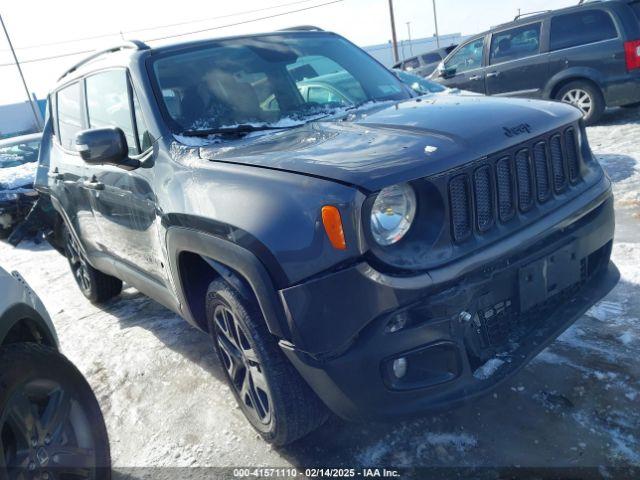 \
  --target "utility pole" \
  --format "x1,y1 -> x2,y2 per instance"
388,0 -> 399,64
406,21 -> 414,57
432,0 -> 441,48
0,14 -> 42,130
